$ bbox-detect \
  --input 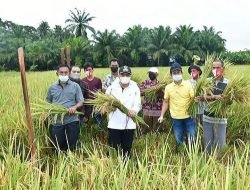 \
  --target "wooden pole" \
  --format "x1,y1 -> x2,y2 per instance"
60,48 -> 65,65
66,46 -> 70,67
18,47 -> 36,160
